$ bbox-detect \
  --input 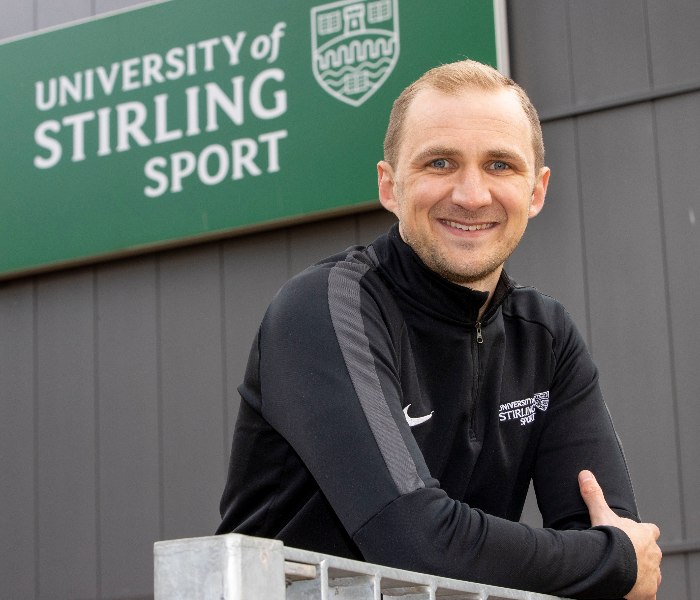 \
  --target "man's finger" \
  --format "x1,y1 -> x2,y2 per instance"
578,470 -> 616,526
